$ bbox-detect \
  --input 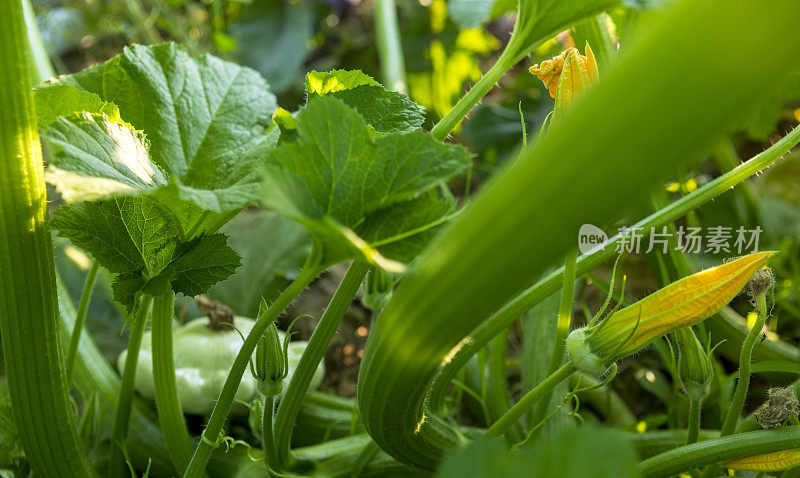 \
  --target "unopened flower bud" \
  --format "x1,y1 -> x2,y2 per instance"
254,320 -> 287,396
566,252 -> 772,376
675,327 -> 713,402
